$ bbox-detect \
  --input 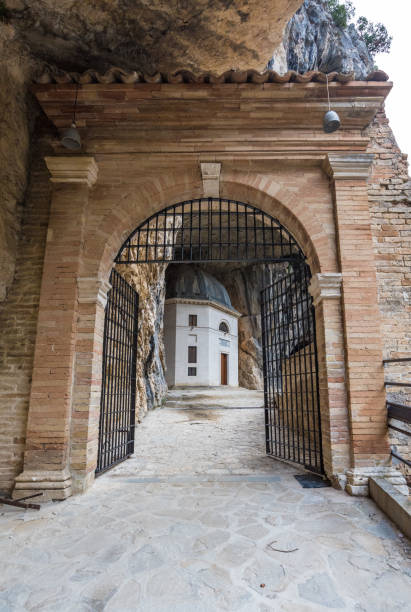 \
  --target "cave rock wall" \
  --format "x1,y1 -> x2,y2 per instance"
115,263 -> 168,420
